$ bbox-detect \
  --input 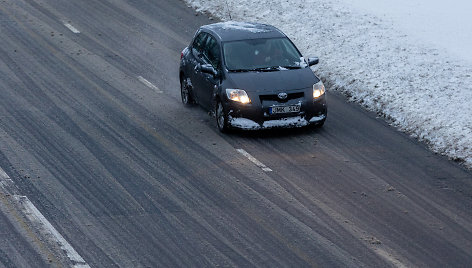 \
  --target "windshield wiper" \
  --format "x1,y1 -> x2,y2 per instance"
229,67 -> 278,72
229,66 -> 300,72
252,67 -> 279,72
228,69 -> 252,72
279,65 -> 302,69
